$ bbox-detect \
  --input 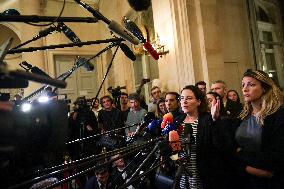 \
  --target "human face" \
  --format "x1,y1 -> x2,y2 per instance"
197,84 -> 207,94
93,99 -> 99,108
227,91 -> 238,102
129,99 -> 140,111
112,155 -> 125,168
158,102 -> 167,114
165,94 -> 179,112
151,88 -> 161,100
206,94 -> 216,109
180,89 -> 201,115
211,83 -> 226,98
242,76 -> 264,103
120,94 -> 128,105
96,171 -> 109,185
102,97 -> 112,110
